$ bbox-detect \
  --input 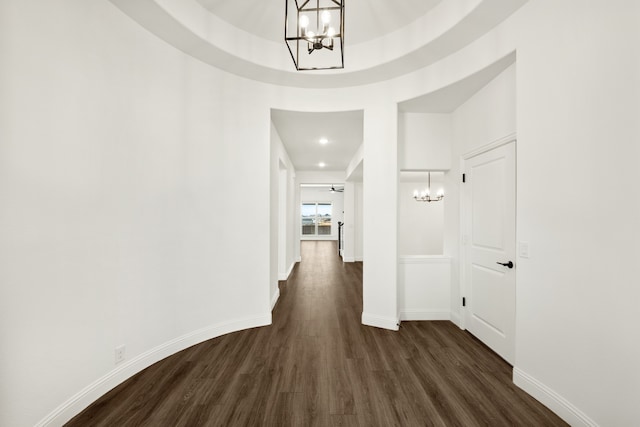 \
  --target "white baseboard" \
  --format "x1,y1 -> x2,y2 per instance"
355,256 -> 363,262
361,312 -> 399,331
343,256 -> 355,263
278,261 -> 297,281
513,368 -> 599,427
296,256 -> 302,262
287,261 -> 296,277
450,311 -> 462,328
271,288 -> 280,310
36,314 -> 272,427
400,310 -> 450,321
